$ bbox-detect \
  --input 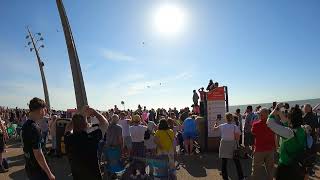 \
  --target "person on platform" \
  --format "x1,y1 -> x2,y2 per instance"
21,97 -> 55,180
206,79 -> 214,91
64,106 -> 108,180
198,87 -> 206,101
251,108 -> 276,180
267,104 -> 307,180
192,90 -> 199,106
214,82 -> 219,89
214,113 -> 244,180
